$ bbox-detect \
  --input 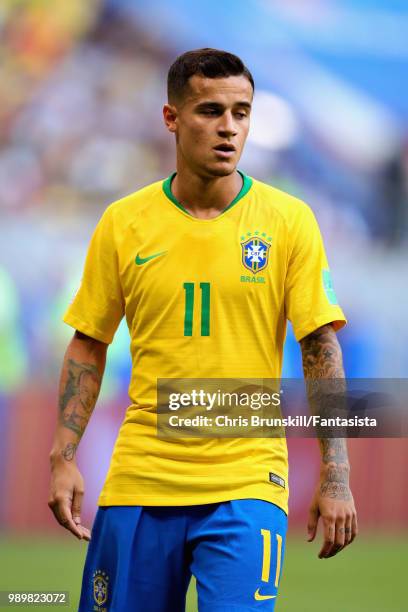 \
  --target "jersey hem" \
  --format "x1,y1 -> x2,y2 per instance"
293,310 -> 347,342
62,312 -> 114,344
97,492 -> 288,516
